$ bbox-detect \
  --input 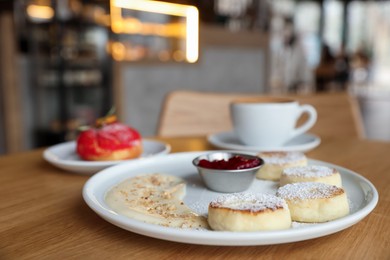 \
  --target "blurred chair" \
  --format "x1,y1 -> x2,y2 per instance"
157,90 -> 365,139
354,87 -> 390,141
